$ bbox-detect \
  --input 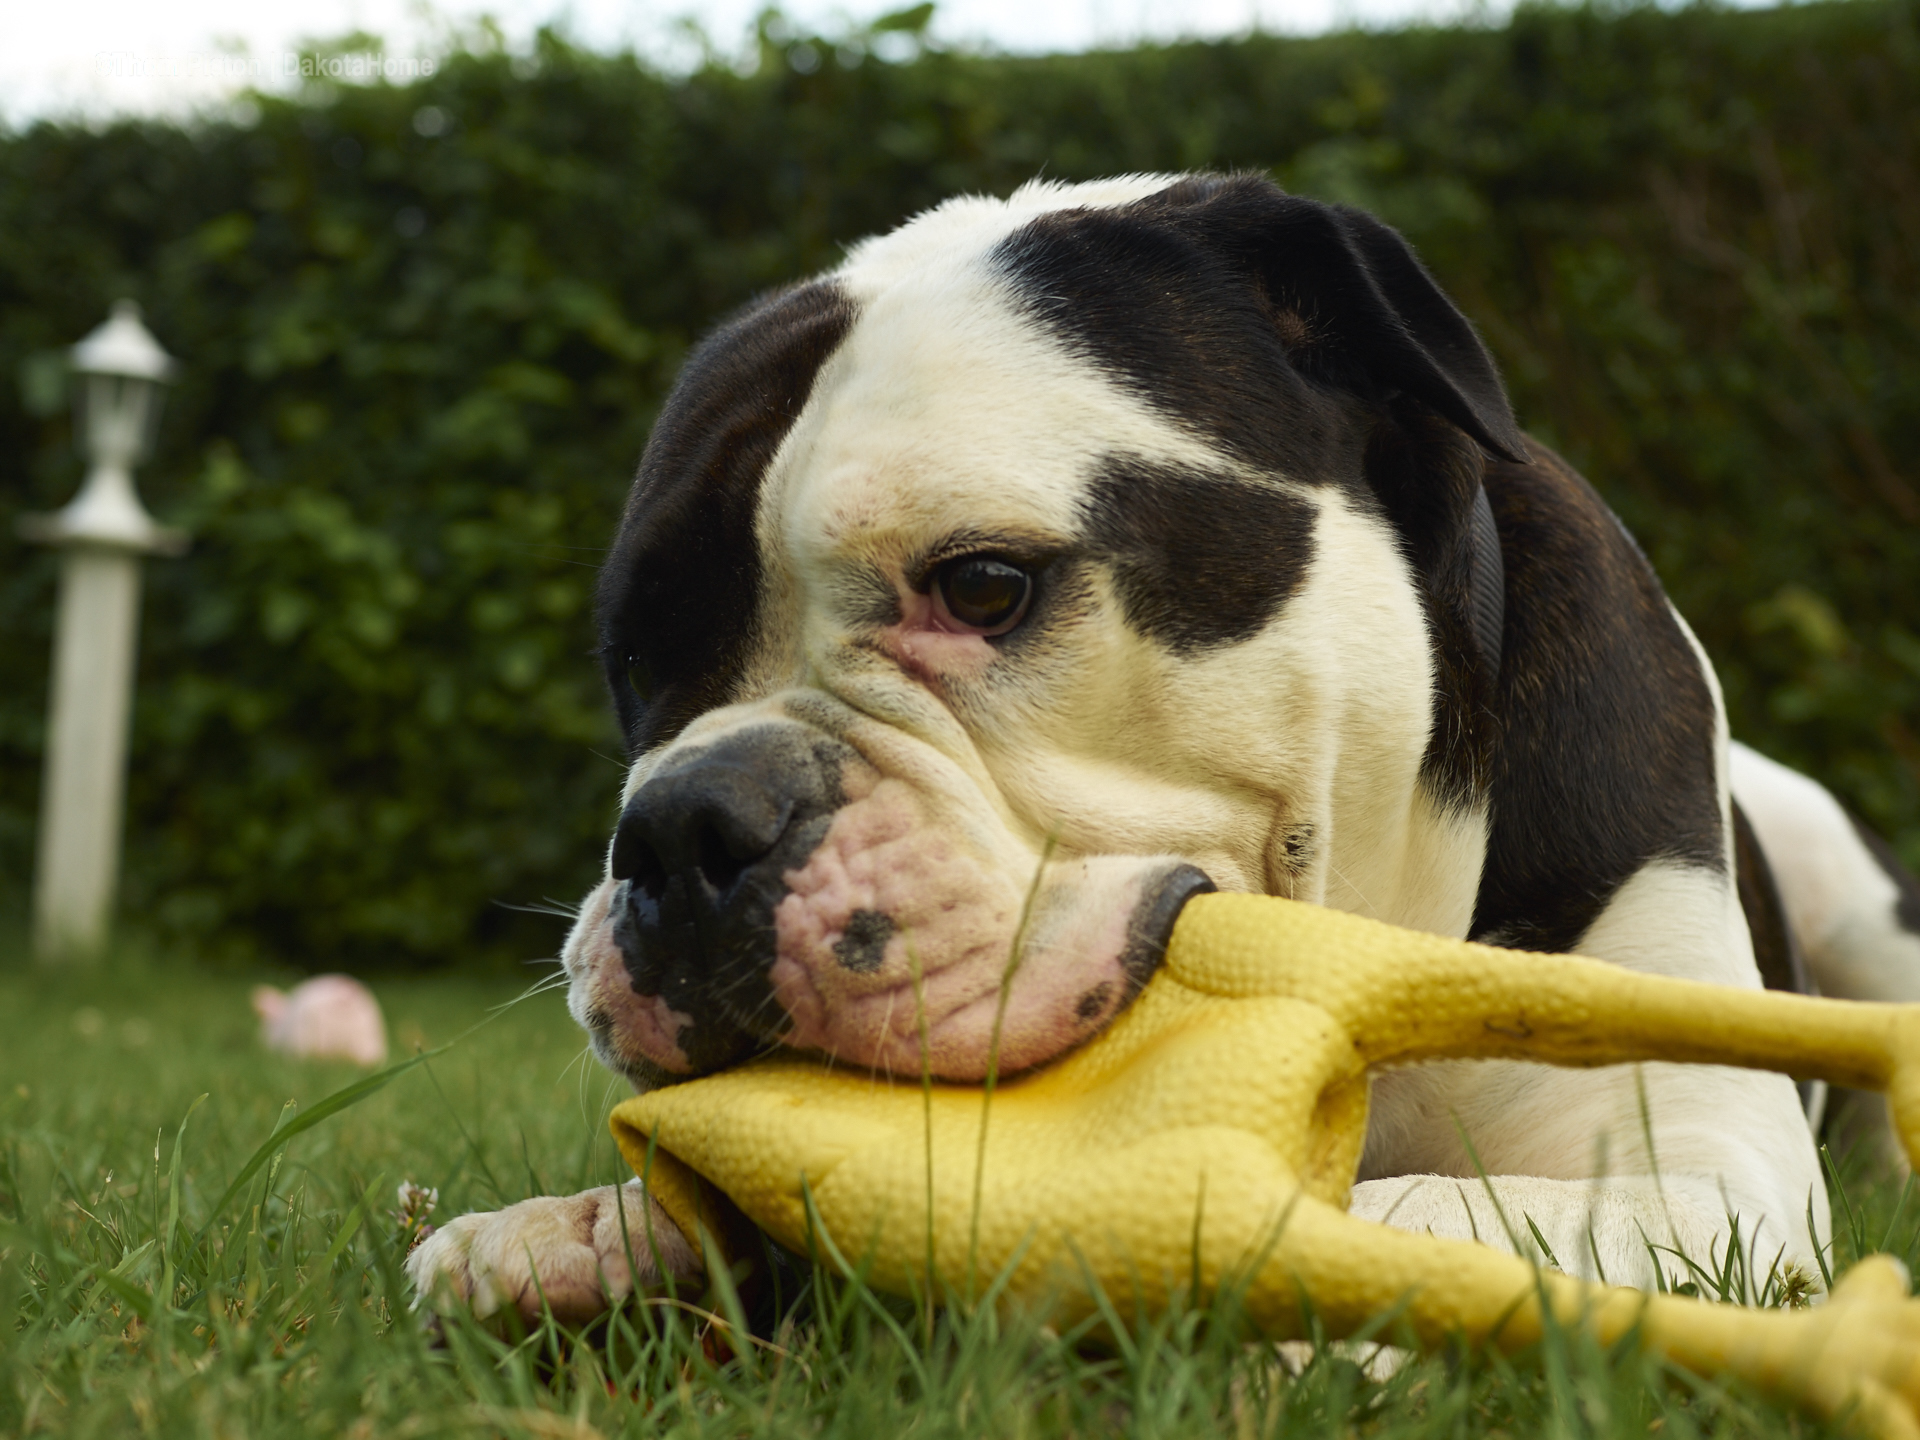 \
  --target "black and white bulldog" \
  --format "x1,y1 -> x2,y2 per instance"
408,173 -> 1920,1327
